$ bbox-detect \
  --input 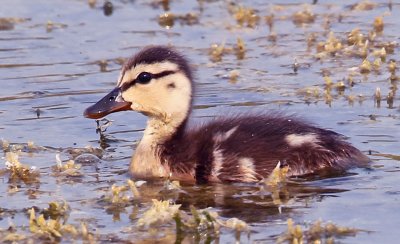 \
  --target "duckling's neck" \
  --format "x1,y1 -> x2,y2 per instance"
129,115 -> 188,179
